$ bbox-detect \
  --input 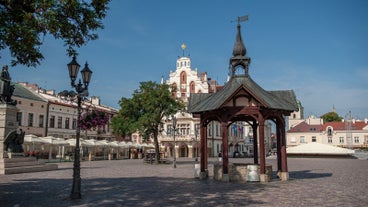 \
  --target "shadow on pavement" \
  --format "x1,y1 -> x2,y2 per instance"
0,176 -> 280,207
289,170 -> 332,180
